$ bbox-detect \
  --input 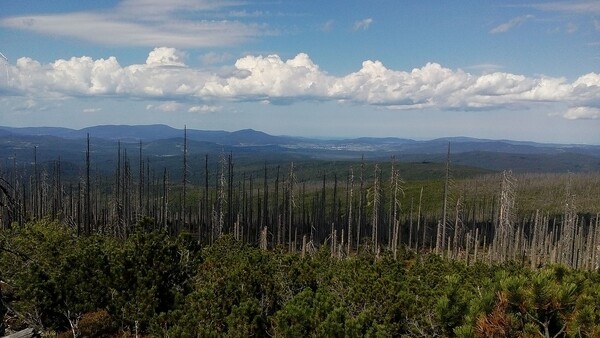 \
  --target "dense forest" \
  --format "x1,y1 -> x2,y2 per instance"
1,133 -> 600,336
